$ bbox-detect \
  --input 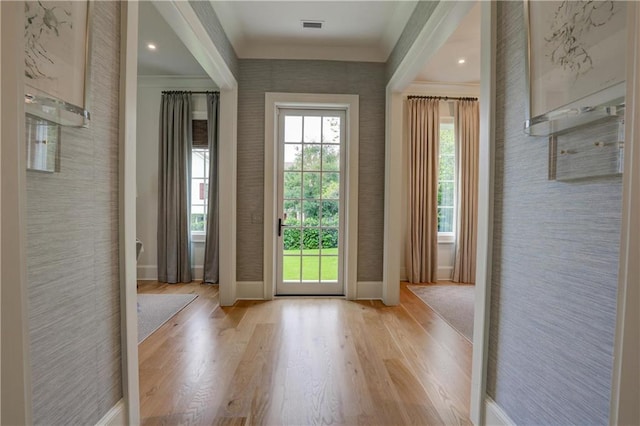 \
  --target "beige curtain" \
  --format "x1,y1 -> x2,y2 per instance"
406,98 -> 440,283
453,100 -> 479,283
